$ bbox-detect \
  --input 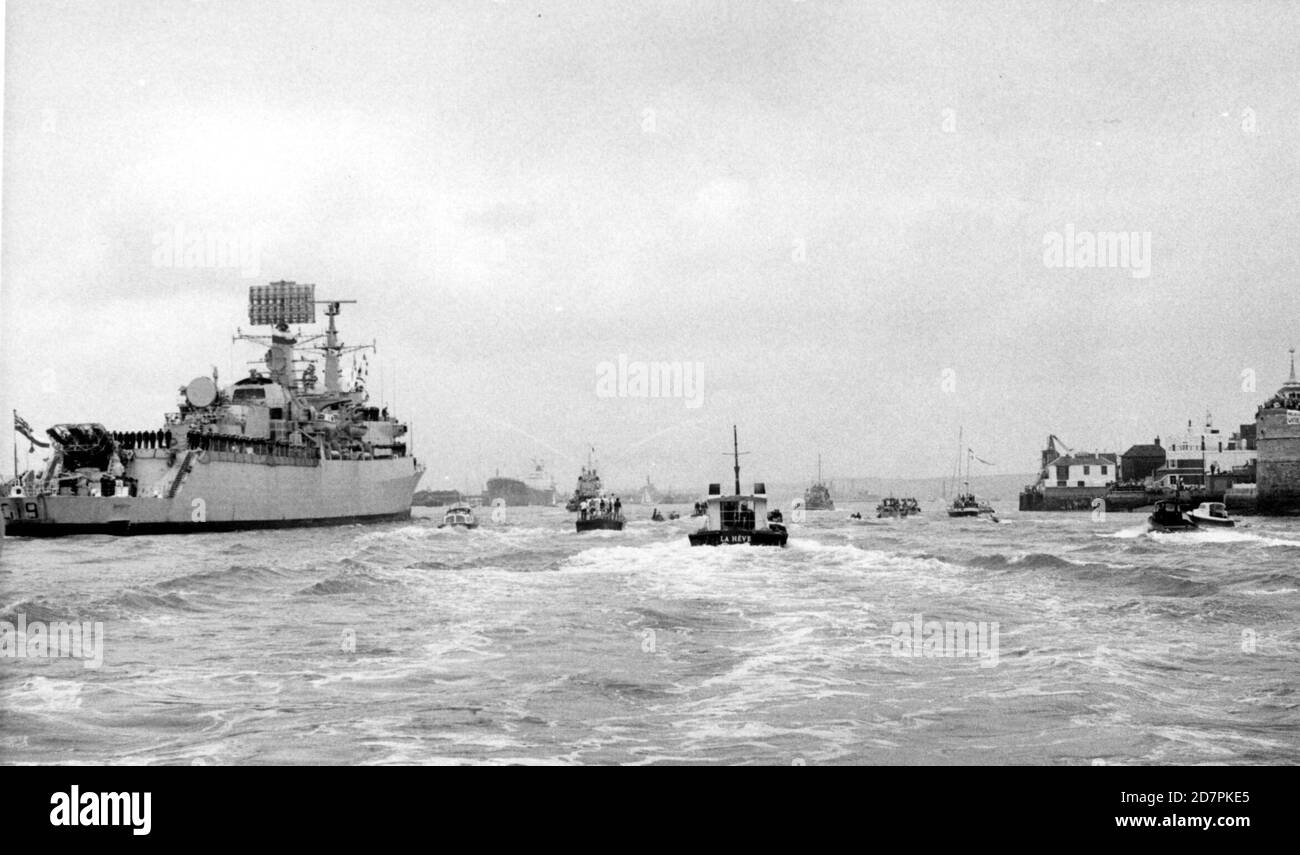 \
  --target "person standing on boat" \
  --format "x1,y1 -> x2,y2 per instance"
614,496 -> 621,517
